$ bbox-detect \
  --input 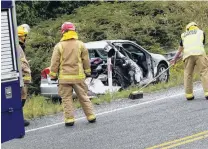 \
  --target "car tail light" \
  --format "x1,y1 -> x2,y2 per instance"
41,67 -> 50,79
